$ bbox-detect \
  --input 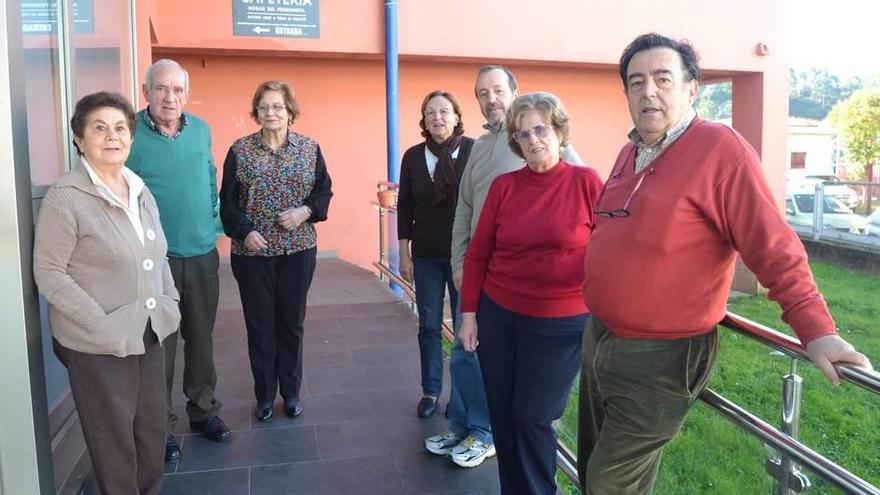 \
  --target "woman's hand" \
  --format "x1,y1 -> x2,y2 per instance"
398,240 -> 413,282
276,206 -> 311,231
244,231 -> 269,251
459,313 -> 479,352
